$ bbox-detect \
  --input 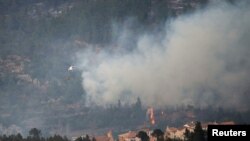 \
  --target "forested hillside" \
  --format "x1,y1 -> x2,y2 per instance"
2,0 -> 248,137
